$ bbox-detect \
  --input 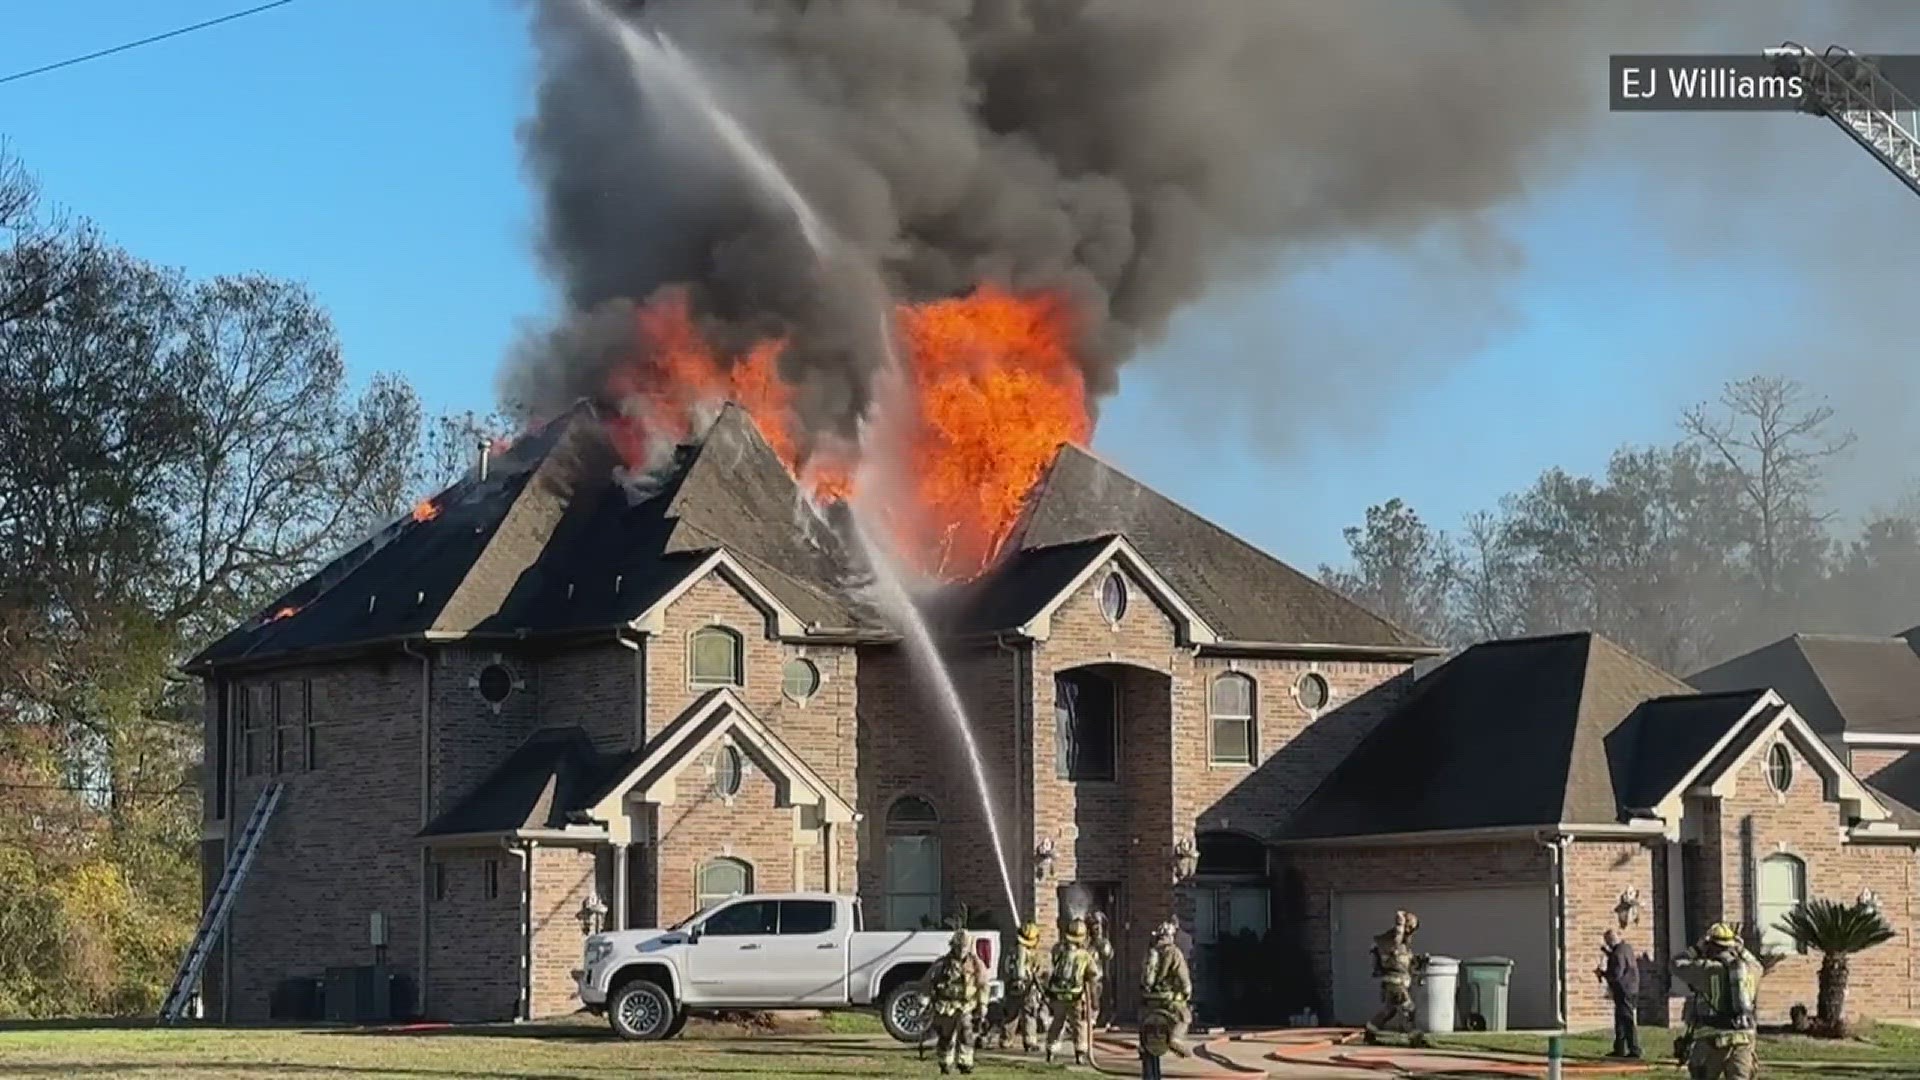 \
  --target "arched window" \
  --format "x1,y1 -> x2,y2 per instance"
1757,853 -> 1807,955
884,797 -> 942,930
1209,673 -> 1256,765
690,625 -> 744,686
696,857 -> 753,913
